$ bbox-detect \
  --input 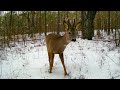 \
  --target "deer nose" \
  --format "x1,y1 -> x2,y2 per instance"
71,39 -> 76,42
